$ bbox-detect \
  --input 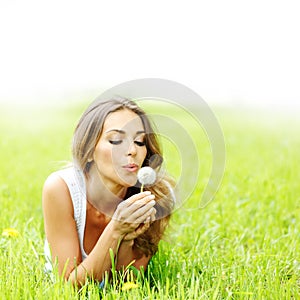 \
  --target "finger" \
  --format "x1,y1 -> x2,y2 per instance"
123,232 -> 135,241
129,202 -> 156,222
124,196 -> 156,216
135,222 -> 150,236
150,209 -> 156,223
128,206 -> 156,224
123,219 -> 151,240
116,191 -> 155,215
126,191 -> 152,204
